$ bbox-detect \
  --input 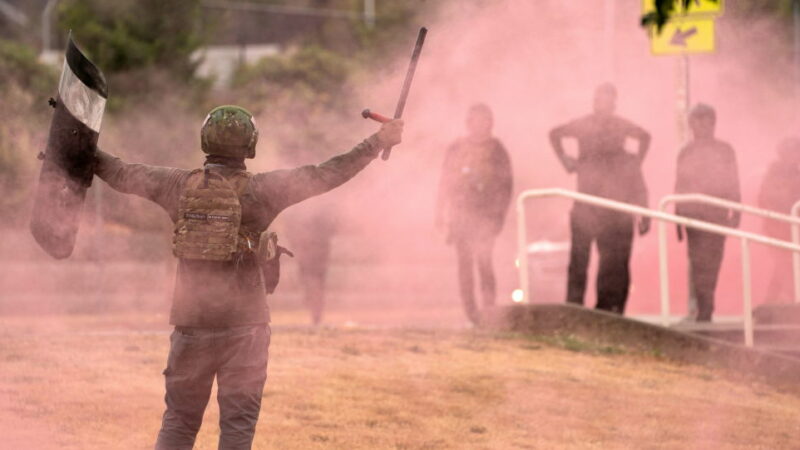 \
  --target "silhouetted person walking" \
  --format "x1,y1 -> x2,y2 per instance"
437,104 -> 513,324
284,201 -> 338,325
758,137 -> 800,303
549,83 -> 651,314
277,109 -> 341,326
675,103 -> 741,322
